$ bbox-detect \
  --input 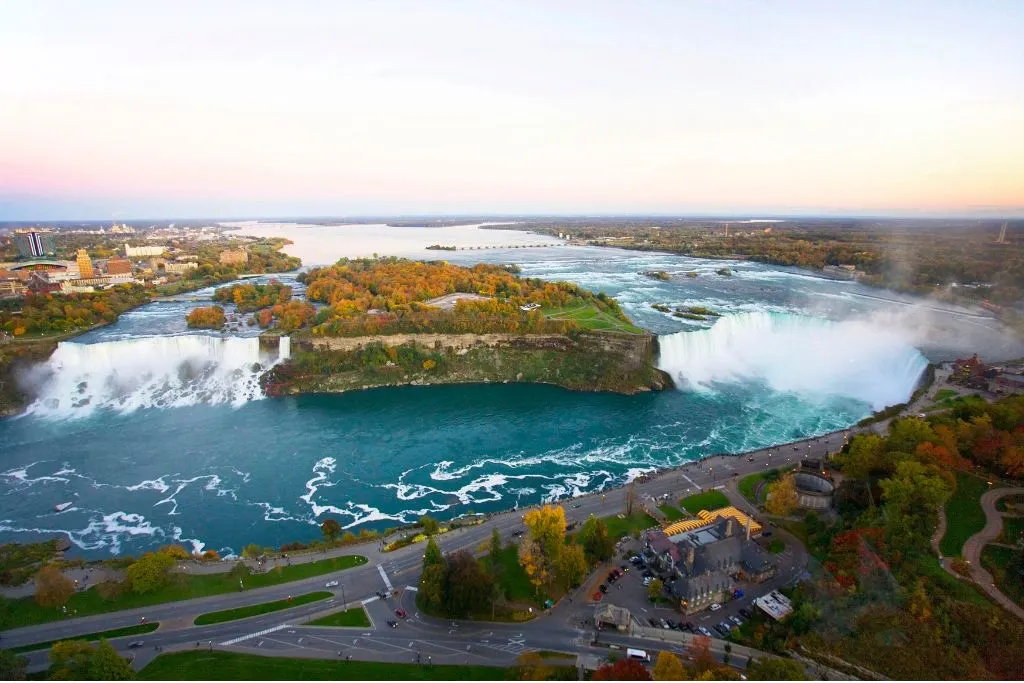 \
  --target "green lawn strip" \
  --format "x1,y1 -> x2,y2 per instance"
536,650 -> 576,659
981,545 -> 1024,609
542,303 -> 643,334
492,545 -> 543,604
306,606 -> 370,628
738,471 -> 770,503
679,490 -> 729,514
194,591 -> 332,625
10,622 -> 159,654
999,516 -> 1024,545
138,650 -> 509,680
657,504 -> 685,521
939,472 -> 990,556
603,512 -> 658,540
767,539 -> 785,554
0,555 -> 366,630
